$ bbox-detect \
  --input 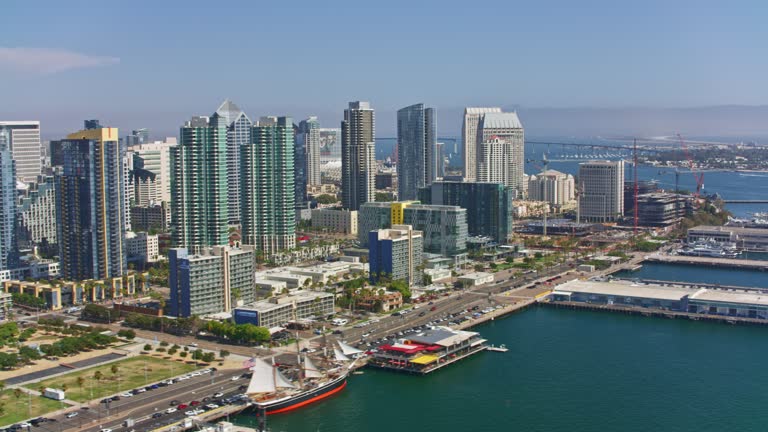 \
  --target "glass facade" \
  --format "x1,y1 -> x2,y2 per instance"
0,128 -> 18,271
397,104 -> 436,201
